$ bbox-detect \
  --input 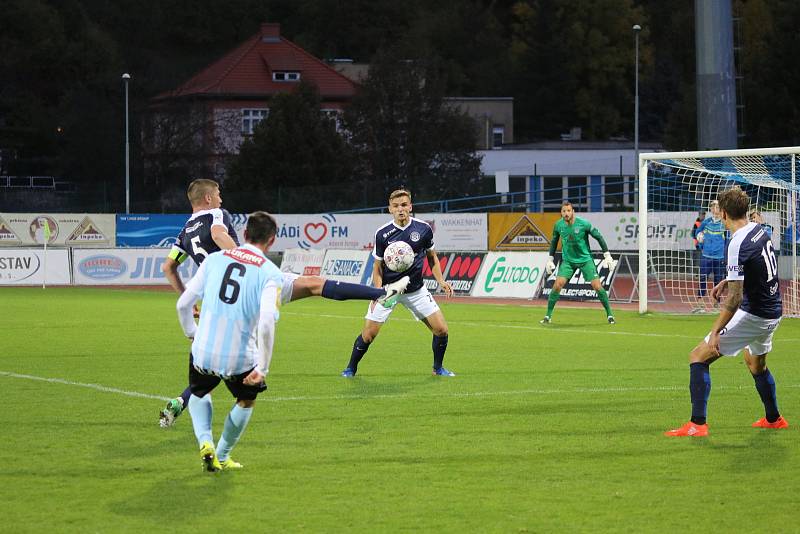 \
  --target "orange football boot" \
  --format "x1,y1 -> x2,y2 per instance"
752,416 -> 789,429
664,421 -> 709,437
